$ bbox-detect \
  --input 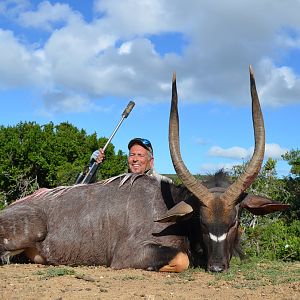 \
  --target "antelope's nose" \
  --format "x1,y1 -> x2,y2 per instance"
208,264 -> 225,273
